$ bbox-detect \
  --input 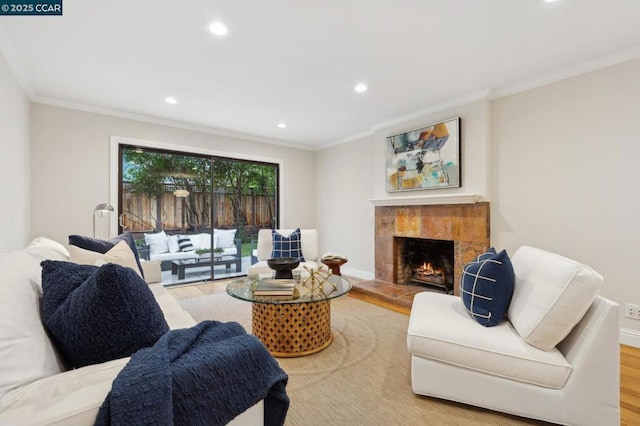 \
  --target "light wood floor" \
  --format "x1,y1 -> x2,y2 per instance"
167,279 -> 640,425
